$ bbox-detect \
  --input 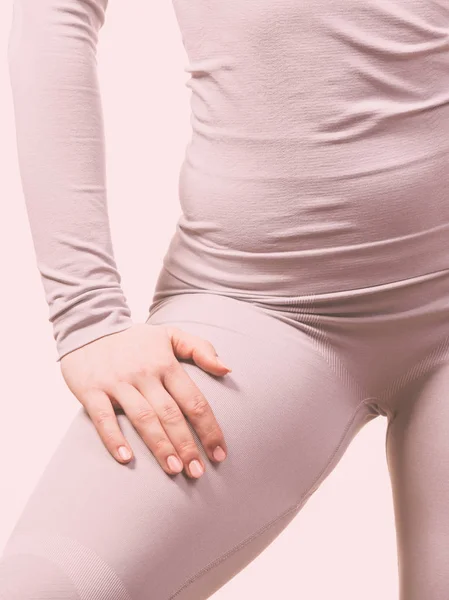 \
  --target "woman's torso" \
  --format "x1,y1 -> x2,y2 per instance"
155,0 -> 449,300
